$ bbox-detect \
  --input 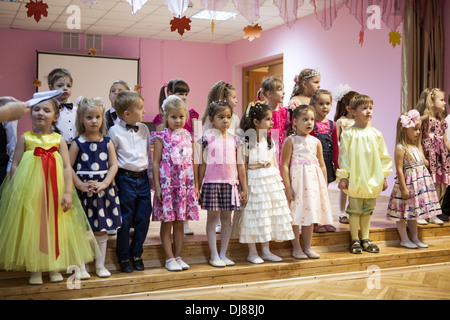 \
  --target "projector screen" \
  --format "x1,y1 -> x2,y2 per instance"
36,51 -> 139,110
